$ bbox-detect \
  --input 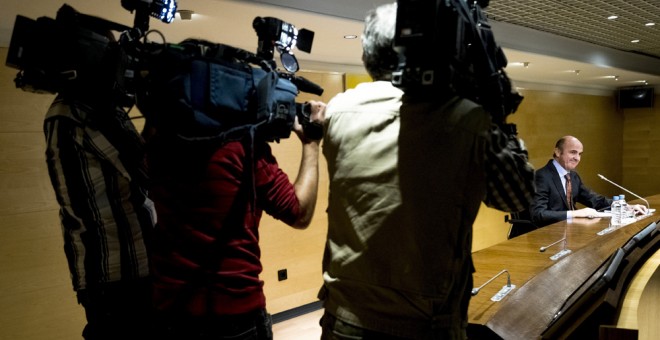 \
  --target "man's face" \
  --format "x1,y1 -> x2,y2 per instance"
555,138 -> 583,171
